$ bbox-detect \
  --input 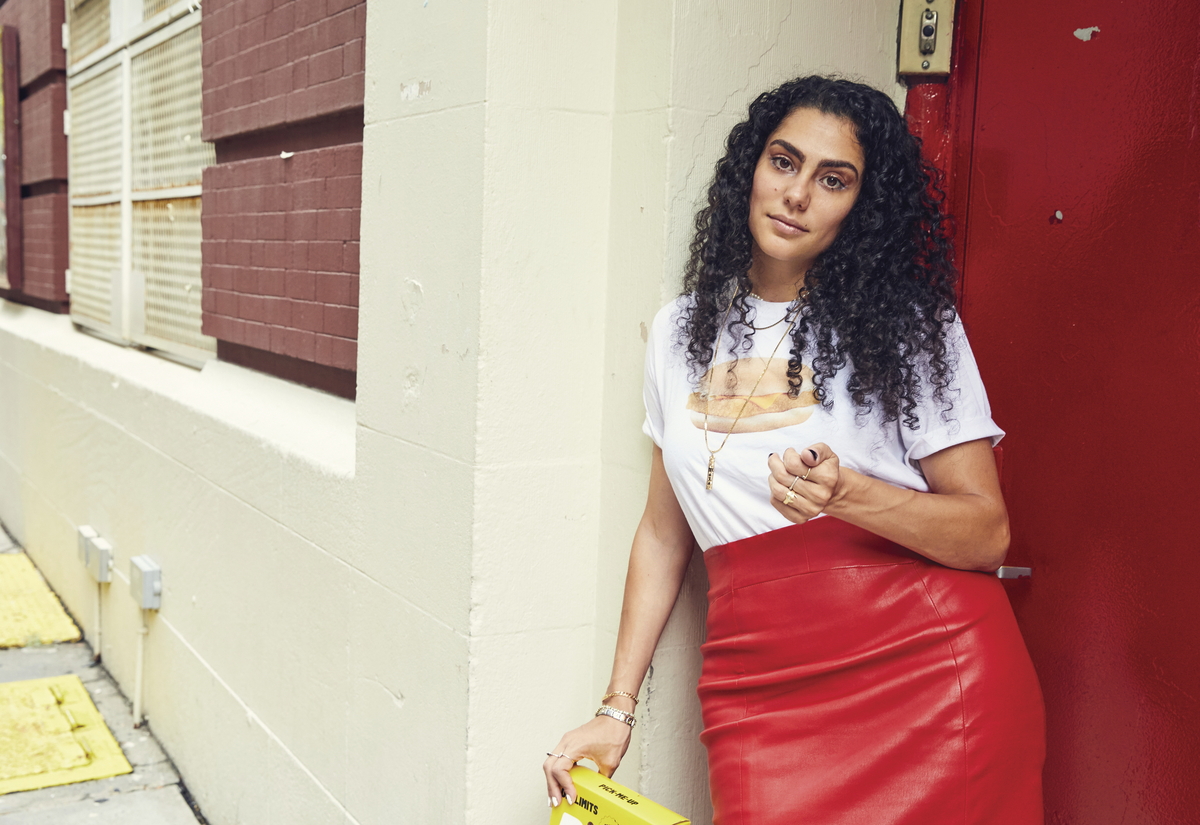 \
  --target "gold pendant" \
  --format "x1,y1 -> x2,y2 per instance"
706,455 -> 716,490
